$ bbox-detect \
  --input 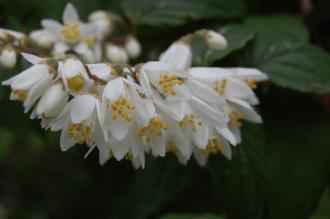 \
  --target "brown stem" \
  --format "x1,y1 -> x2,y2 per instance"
83,64 -> 108,85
